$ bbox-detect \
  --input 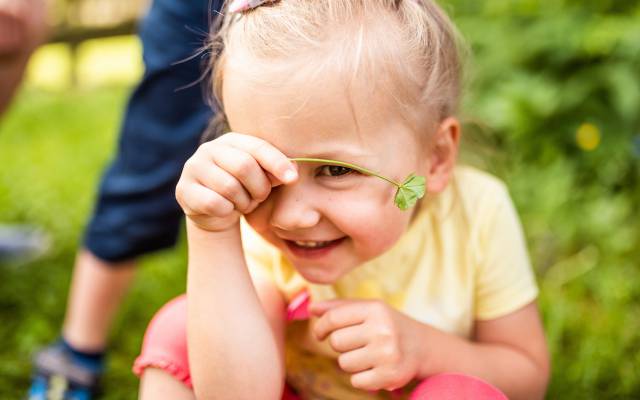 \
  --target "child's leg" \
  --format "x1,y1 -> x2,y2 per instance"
139,369 -> 195,400
133,295 -> 192,389
408,373 -> 507,400
134,294 -> 302,400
